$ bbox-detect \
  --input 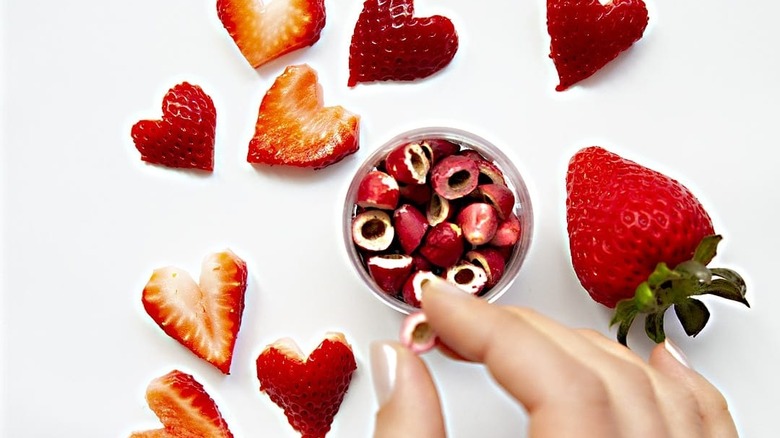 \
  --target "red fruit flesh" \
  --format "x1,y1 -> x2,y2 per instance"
217,0 -> 326,69
419,222 -> 464,268
402,270 -> 439,308
132,82 -> 216,171
466,248 -> 507,289
566,146 -> 714,307
367,254 -> 414,294
394,204 -> 429,254
490,213 -> 522,247
477,183 -> 515,220
420,139 -> 460,164
384,142 -> 431,185
256,333 -> 357,438
357,170 -> 400,210
247,64 -> 360,169
130,370 -> 233,438
547,0 -> 649,91
431,155 -> 480,200
142,250 -> 248,374
456,203 -> 499,246
348,0 -> 459,86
